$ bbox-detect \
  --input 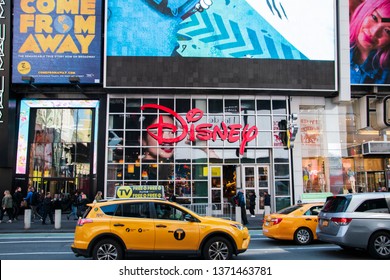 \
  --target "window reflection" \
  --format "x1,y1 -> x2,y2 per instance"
29,108 -> 93,181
